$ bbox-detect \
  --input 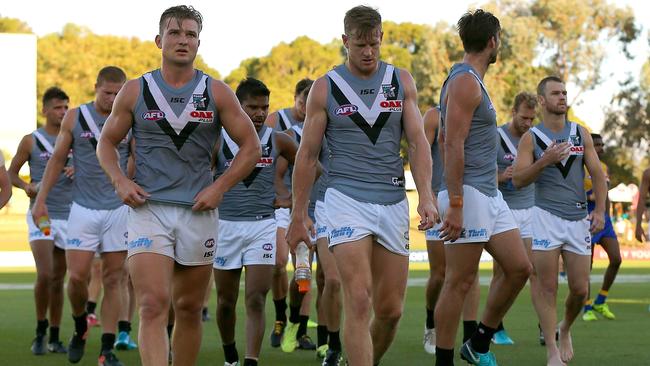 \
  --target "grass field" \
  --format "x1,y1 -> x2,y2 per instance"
1,267 -> 649,365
